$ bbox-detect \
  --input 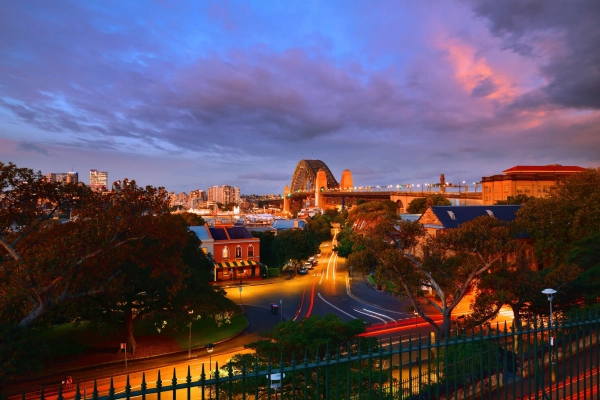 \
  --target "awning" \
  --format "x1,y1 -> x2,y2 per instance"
215,260 -> 259,269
